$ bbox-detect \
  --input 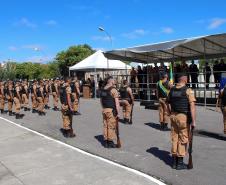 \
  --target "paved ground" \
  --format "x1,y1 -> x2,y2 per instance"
0,118 -> 161,185
0,98 -> 226,185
